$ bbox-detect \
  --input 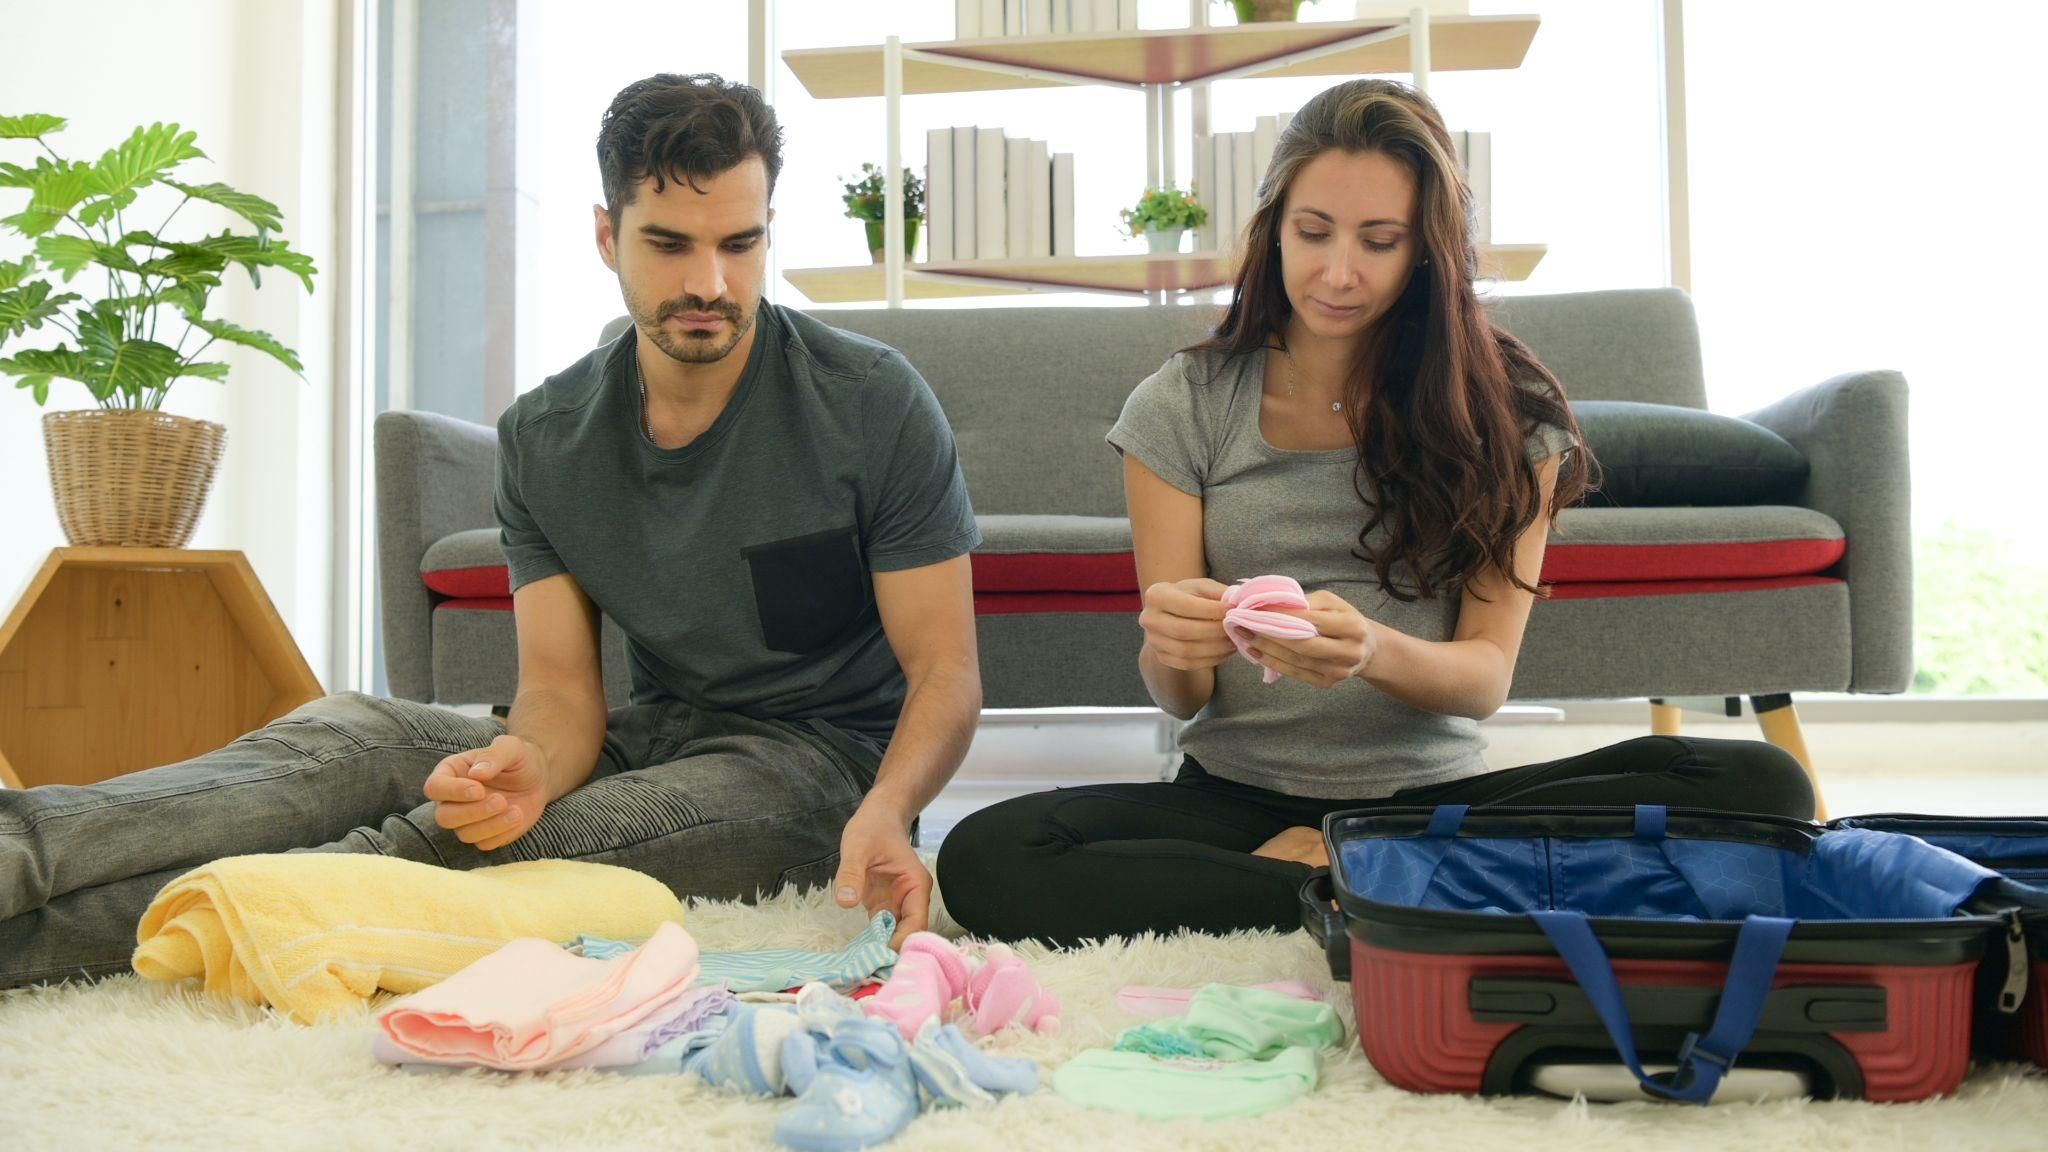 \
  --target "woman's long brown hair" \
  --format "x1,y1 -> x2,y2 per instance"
1192,78 -> 1595,601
